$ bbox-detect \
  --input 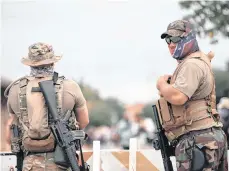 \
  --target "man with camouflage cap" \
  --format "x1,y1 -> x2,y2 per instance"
156,20 -> 228,170
5,42 -> 89,170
